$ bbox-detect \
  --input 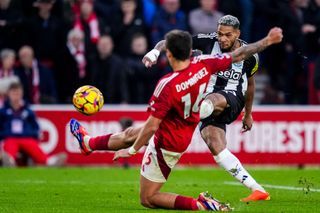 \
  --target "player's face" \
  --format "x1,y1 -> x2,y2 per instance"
216,25 -> 240,51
